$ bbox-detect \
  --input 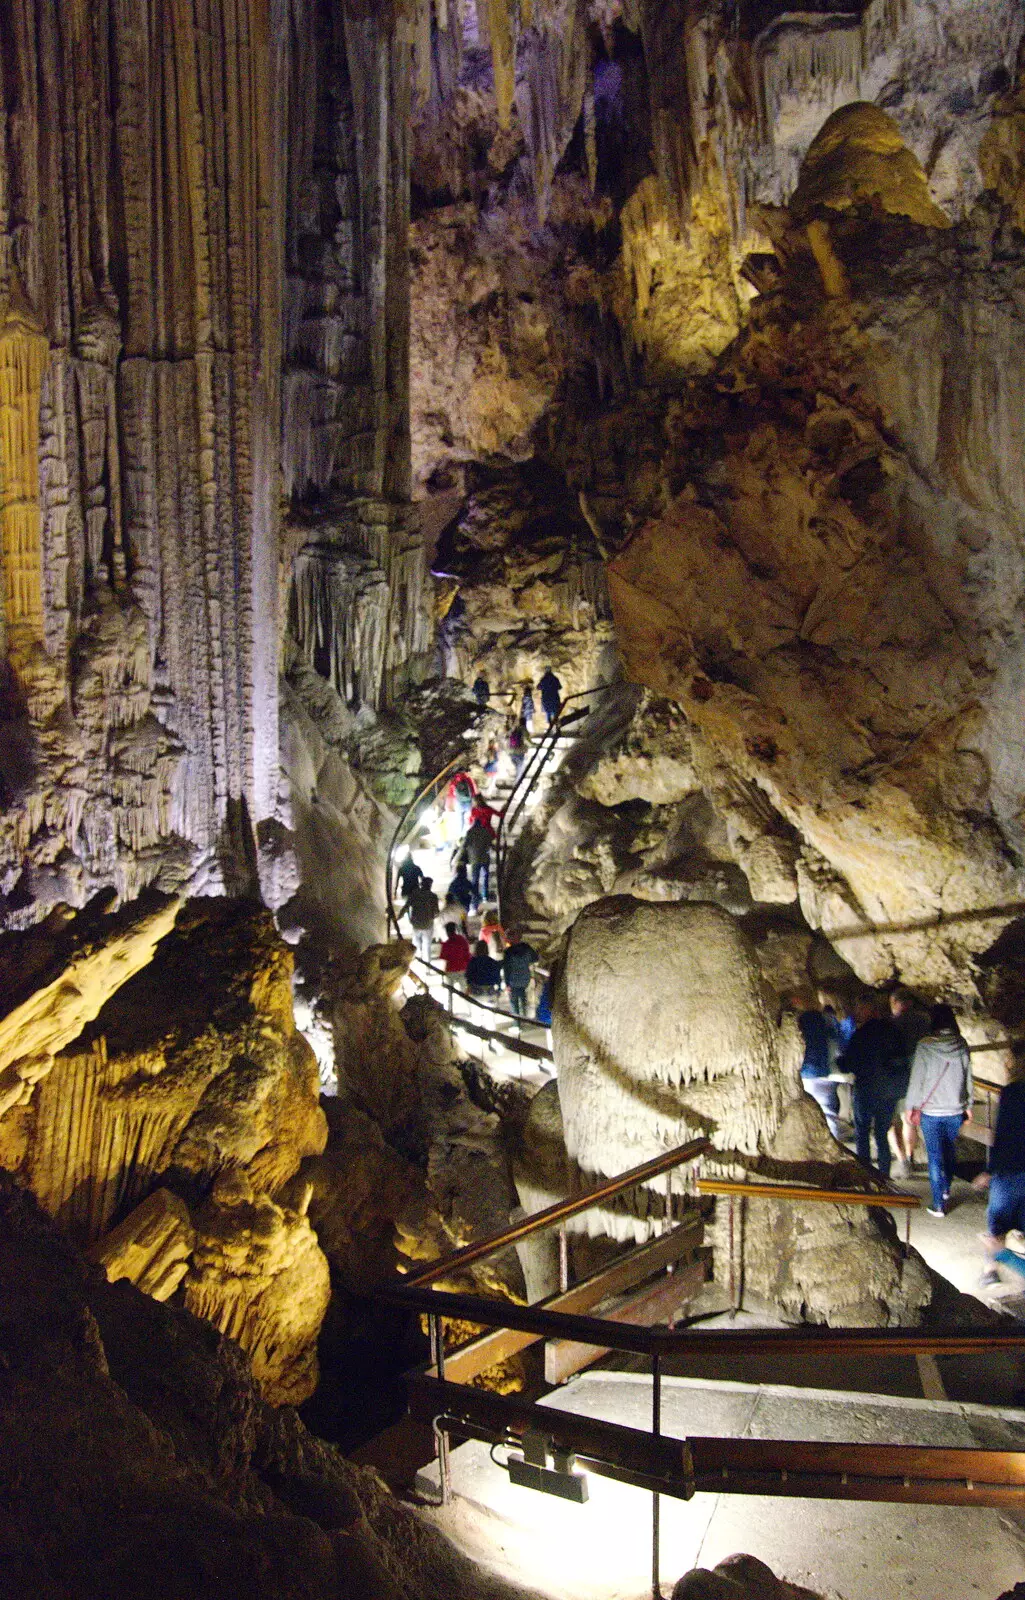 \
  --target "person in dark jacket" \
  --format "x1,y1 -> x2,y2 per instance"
463,818 -> 493,907
403,877 -> 439,964
466,938 -> 503,998
793,995 -> 841,1140
396,850 -> 424,900
503,934 -> 538,1017
445,863 -> 474,924
472,675 -> 490,709
508,722 -> 526,779
840,993 -> 908,1180
538,667 -> 562,726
